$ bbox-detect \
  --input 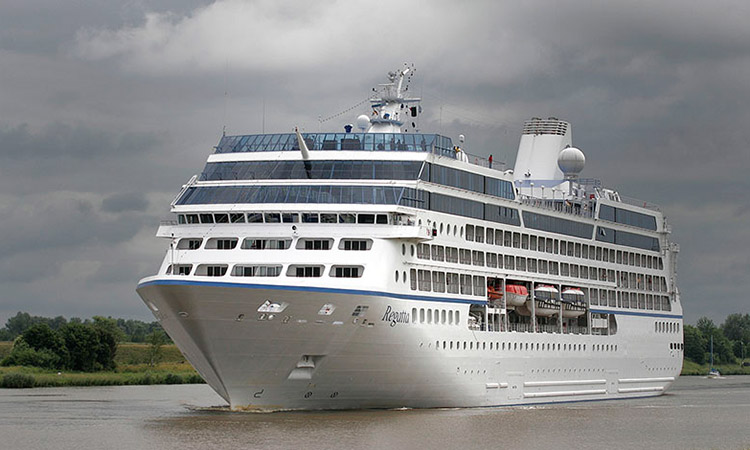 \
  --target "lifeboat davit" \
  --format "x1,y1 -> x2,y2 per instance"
561,287 -> 587,318
505,284 -> 529,307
